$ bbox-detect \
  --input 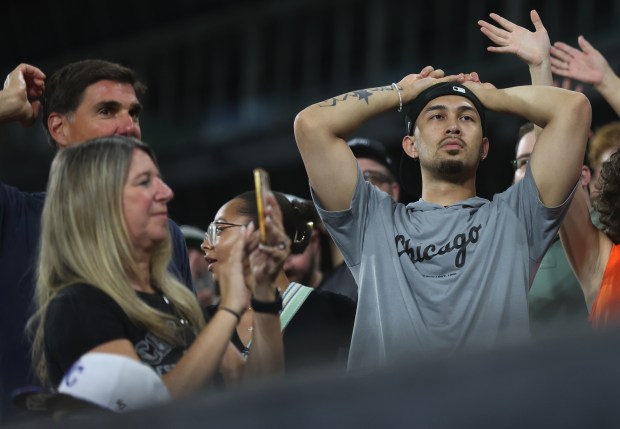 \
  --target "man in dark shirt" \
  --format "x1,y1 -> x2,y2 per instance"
0,61 -> 193,422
